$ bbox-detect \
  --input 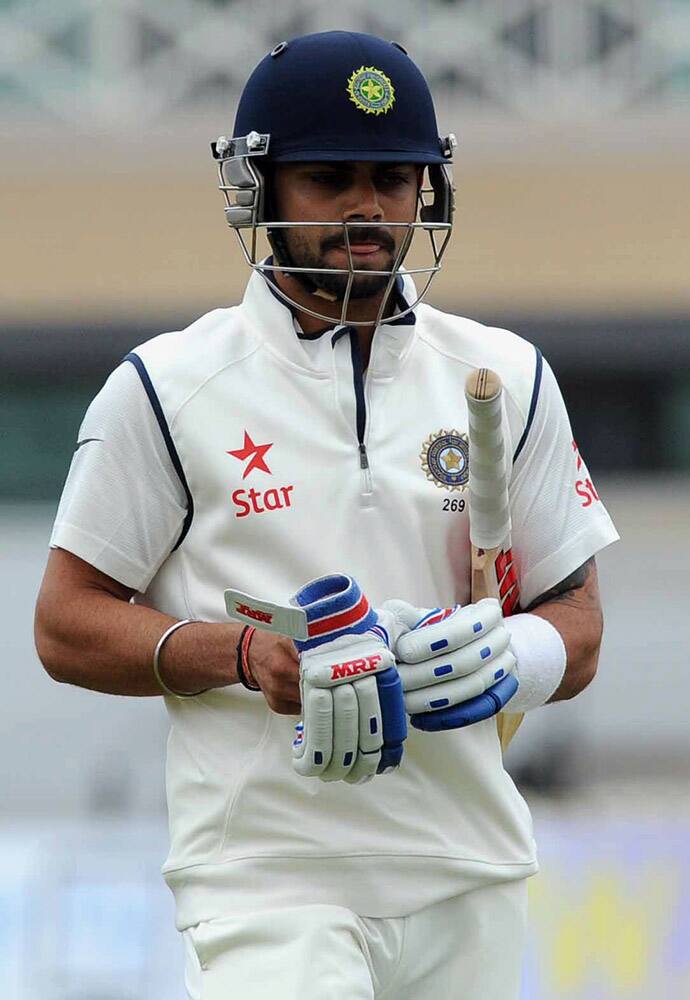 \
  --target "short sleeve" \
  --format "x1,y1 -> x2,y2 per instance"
50,360 -> 188,591
509,356 -> 619,608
